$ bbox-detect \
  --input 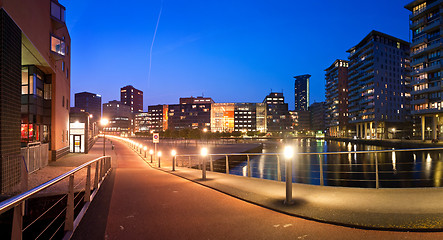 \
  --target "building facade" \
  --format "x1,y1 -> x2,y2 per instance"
74,92 -> 102,123
211,103 -> 235,132
168,97 -> 213,130
325,59 -> 349,137
310,102 -> 327,132
0,0 -> 71,192
347,30 -> 411,139
406,0 -> 443,140
146,104 -> 168,133
103,100 -> 132,136
263,92 -> 291,132
294,74 -> 310,111
134,112 -> 150,133
120,85 -> 143,113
